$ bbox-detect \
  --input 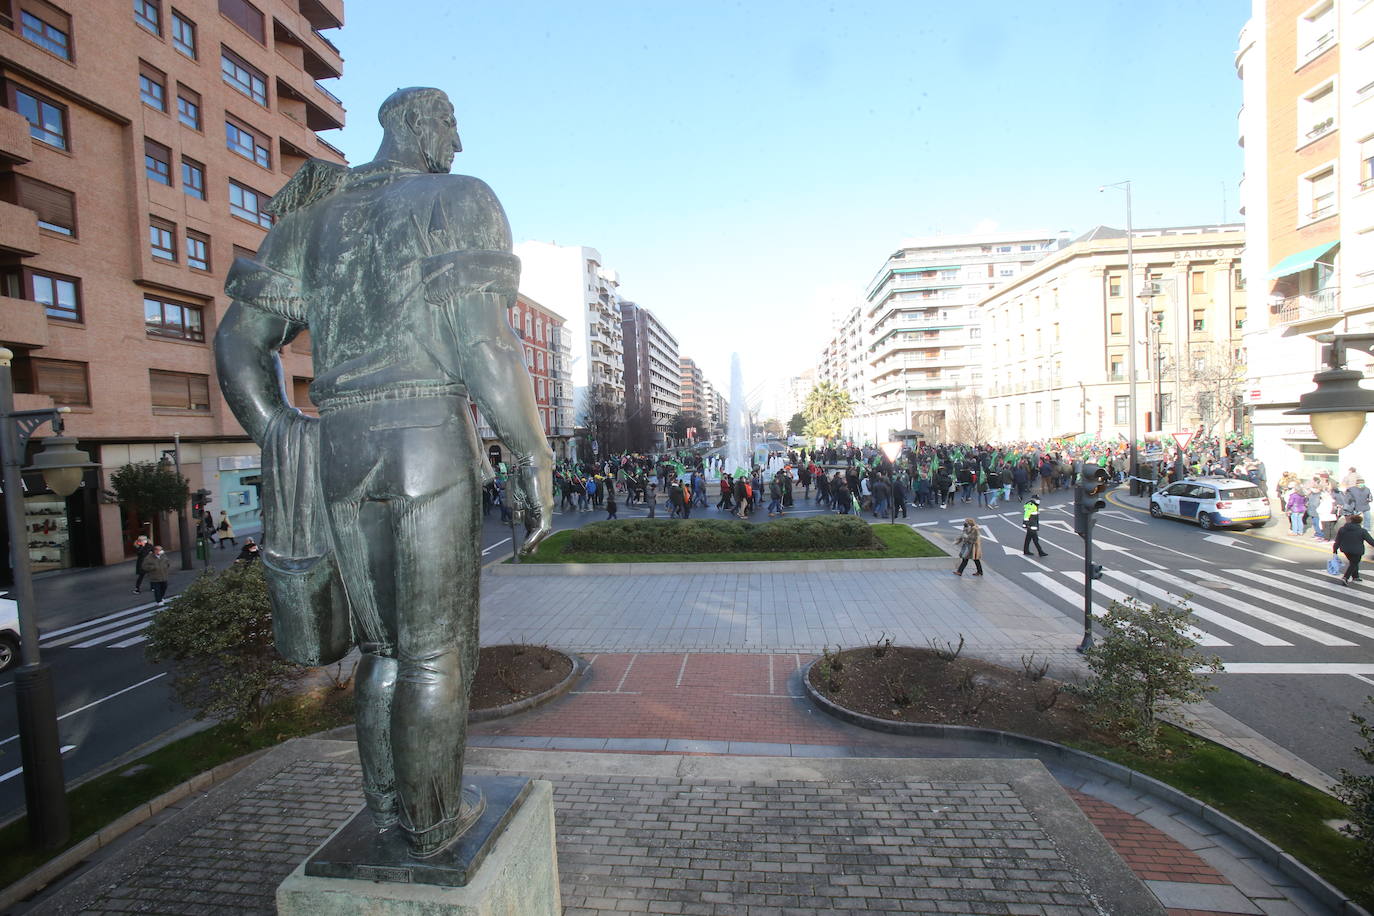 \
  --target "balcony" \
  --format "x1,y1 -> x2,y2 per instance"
1273,288 -> 1341,327
0,107 -> 32,165
0,200 -> 41,257
299,0 -> 343,31
0,295 -> 49,348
